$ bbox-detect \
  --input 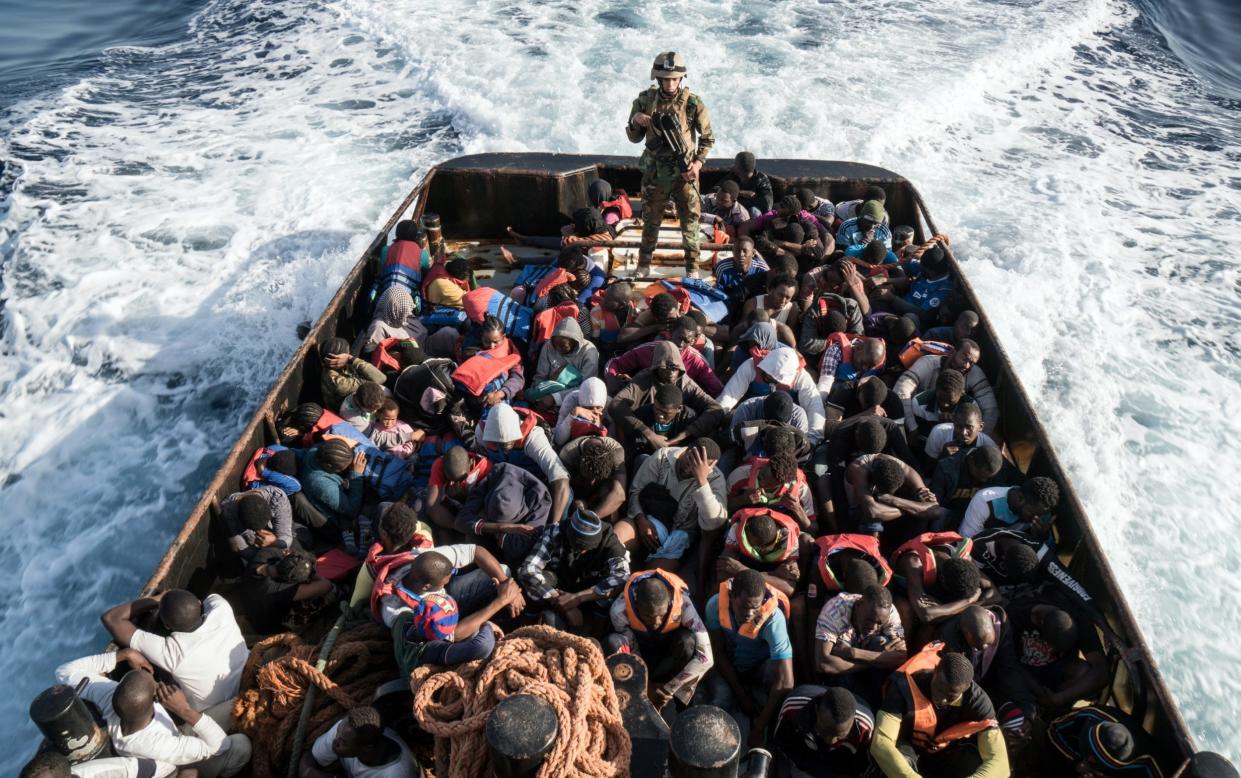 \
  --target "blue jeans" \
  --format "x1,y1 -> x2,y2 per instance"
446,568 -> 502,617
